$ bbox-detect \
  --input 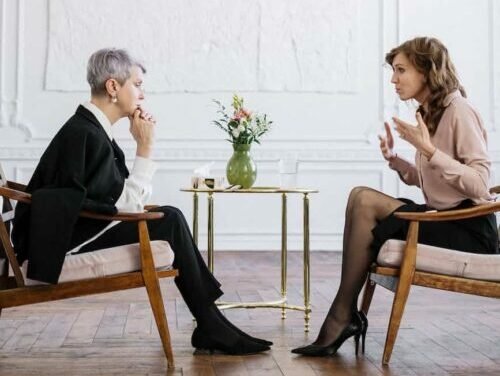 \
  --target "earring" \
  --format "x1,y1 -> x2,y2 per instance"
111,96 -> 118,103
